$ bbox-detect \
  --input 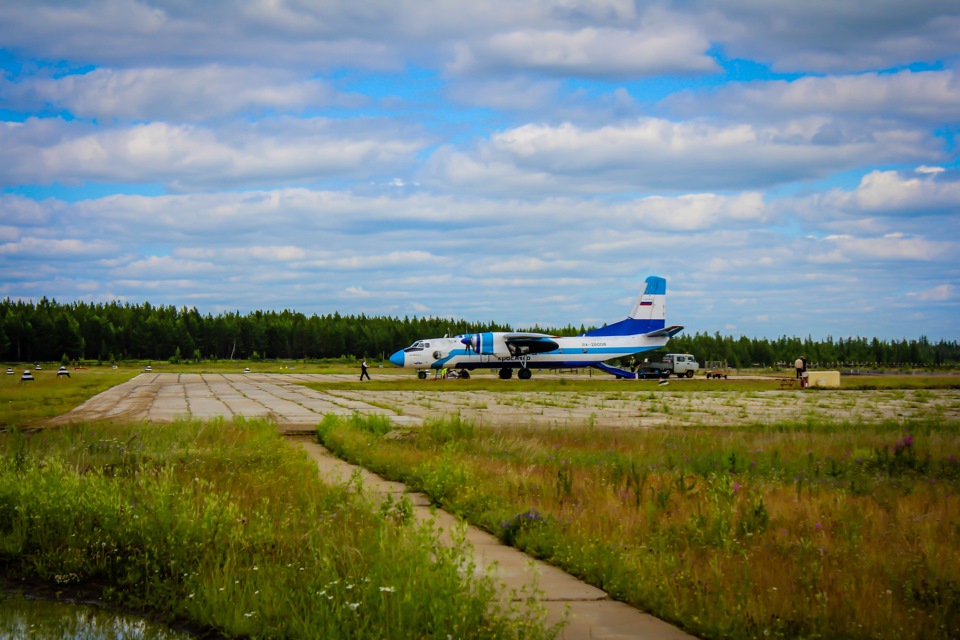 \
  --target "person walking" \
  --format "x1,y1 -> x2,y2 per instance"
795,356 -> 805,380
360,359 -> 371,381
